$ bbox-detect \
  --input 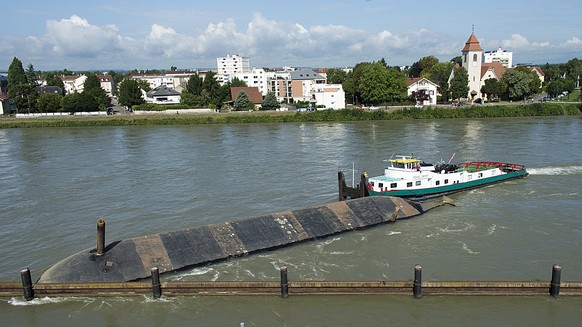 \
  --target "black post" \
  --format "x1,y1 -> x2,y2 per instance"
360,173 -> 368,198
413,264 -> 422,299
151,267 -> 162,298
20,268 -> 34,301
338,171 -> 345,201
550,264 -> 561,298
97,218 -> 106,255
280,266 -> 289,298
